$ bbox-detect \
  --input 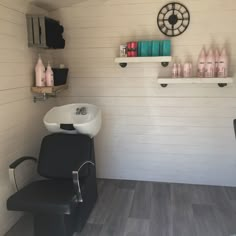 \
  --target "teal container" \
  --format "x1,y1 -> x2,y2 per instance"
151,40 -> 160,56
138,41 -> 142,56
140,41 -> 152,57
160,40 -> 171,56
